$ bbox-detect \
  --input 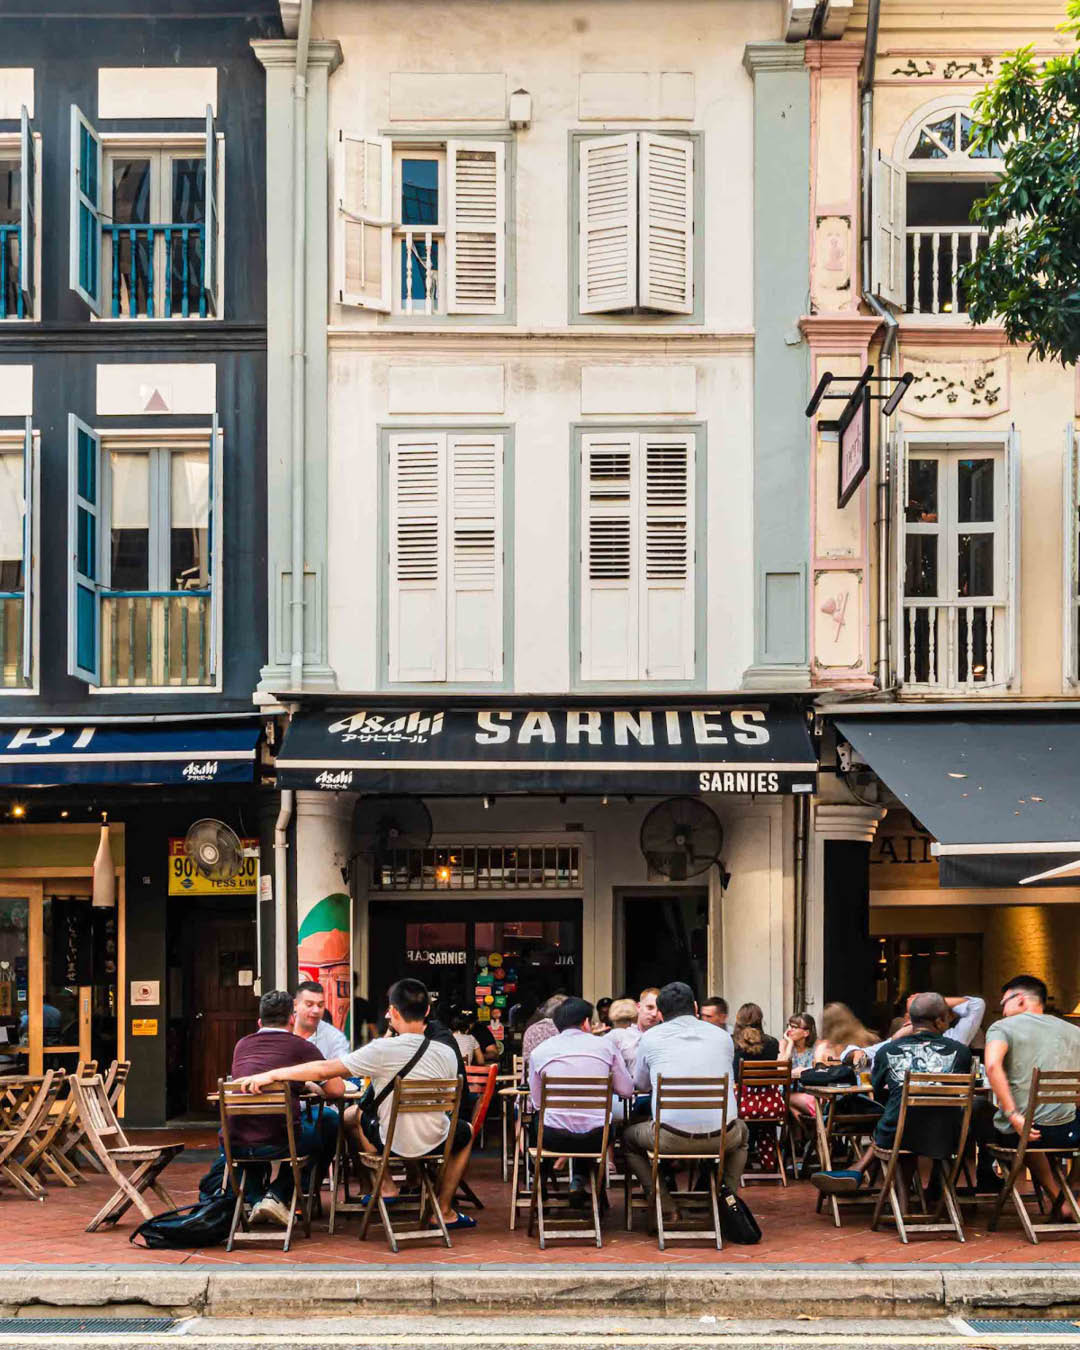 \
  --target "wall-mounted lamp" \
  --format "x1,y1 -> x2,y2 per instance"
508,88 -> 532,130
